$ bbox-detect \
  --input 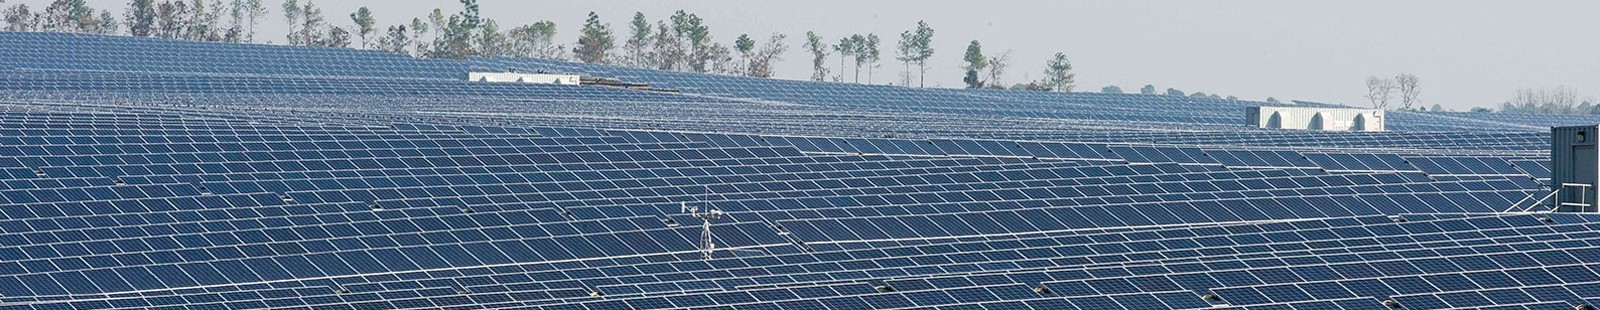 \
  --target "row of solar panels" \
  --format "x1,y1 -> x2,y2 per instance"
0,31 -> 1584,310
0,106 -> 1536,302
